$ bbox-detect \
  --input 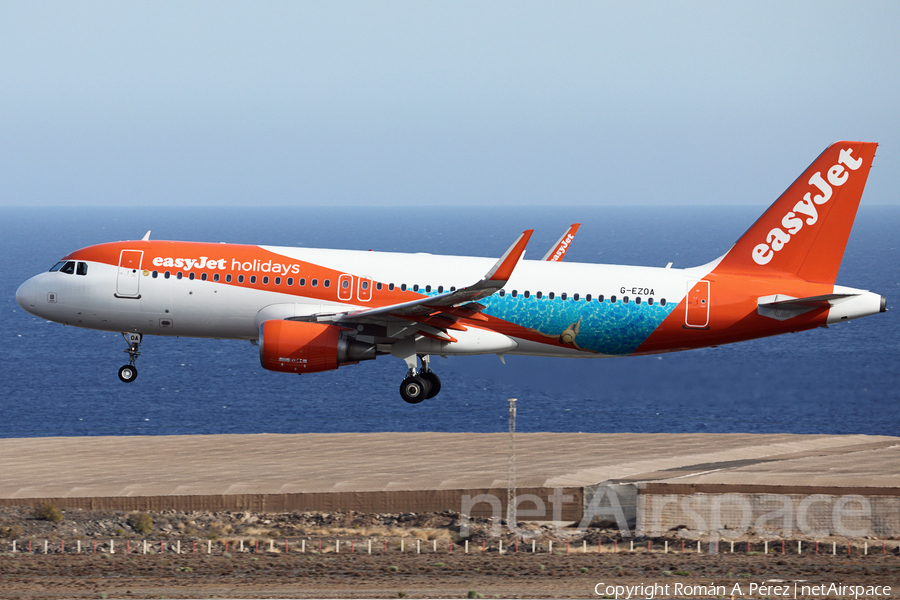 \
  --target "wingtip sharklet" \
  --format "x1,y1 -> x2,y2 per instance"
484,229 -> 534,282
